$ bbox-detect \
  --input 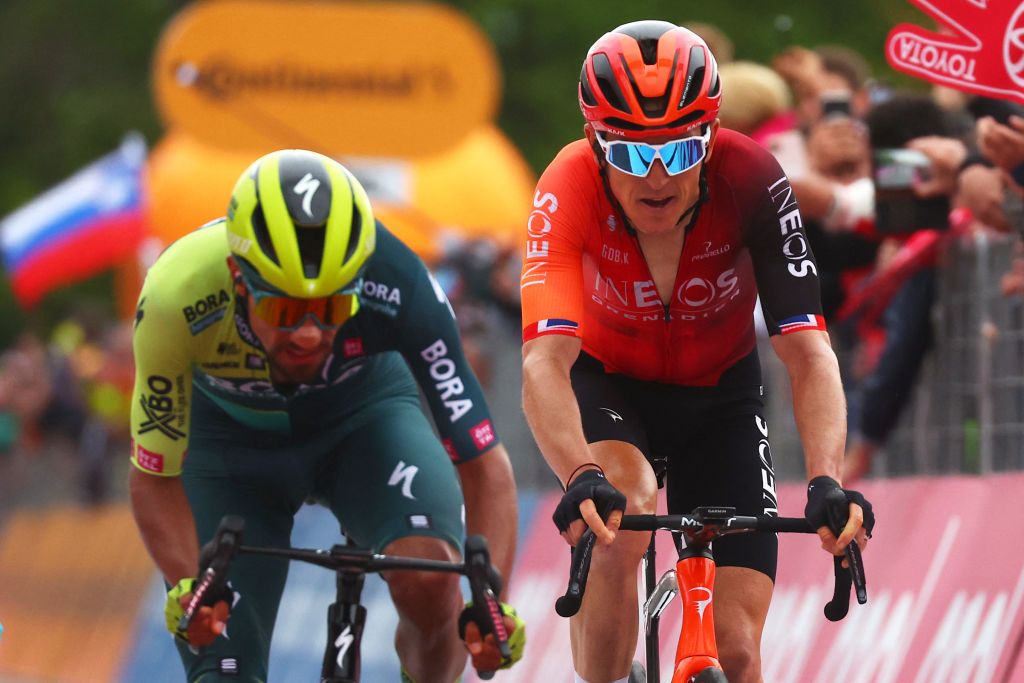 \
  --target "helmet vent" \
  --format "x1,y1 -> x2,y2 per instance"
637,37 -> 660,66
579,63 -> 598,106
296,226 -> 325,279
679,46 -> 706,110
708,70 -> 721,98
342,175 -> 364,267
592,52 -> 631,114
250,204 -> 280,267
